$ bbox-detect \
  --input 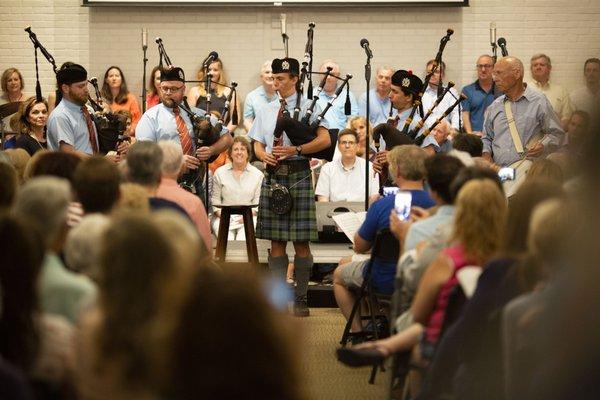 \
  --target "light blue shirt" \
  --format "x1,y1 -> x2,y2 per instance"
47,98 -> 98,154
482,85 -> 564,166
247,92 -> 330,158
135,102 -> 227,148
317,87 -> 359,131
359,88 -> 397,126
404,205 -> 455,252
243,85 -> 277,121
